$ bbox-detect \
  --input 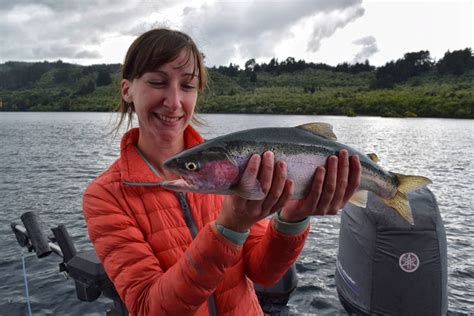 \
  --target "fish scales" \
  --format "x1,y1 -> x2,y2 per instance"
219,127 -> 396,198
